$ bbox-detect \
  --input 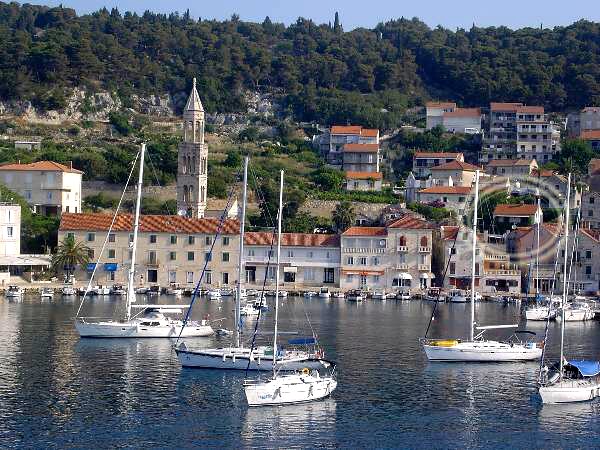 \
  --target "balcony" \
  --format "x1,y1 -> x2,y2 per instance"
344,248 -> 386,254
397,246 -> 408,252
147,259 -> 160,268
418,264 -> 430,271
485,269 -> 520,276
484,253 -> 509,261
418,247 -> 431,253
396,263 -> 409,270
